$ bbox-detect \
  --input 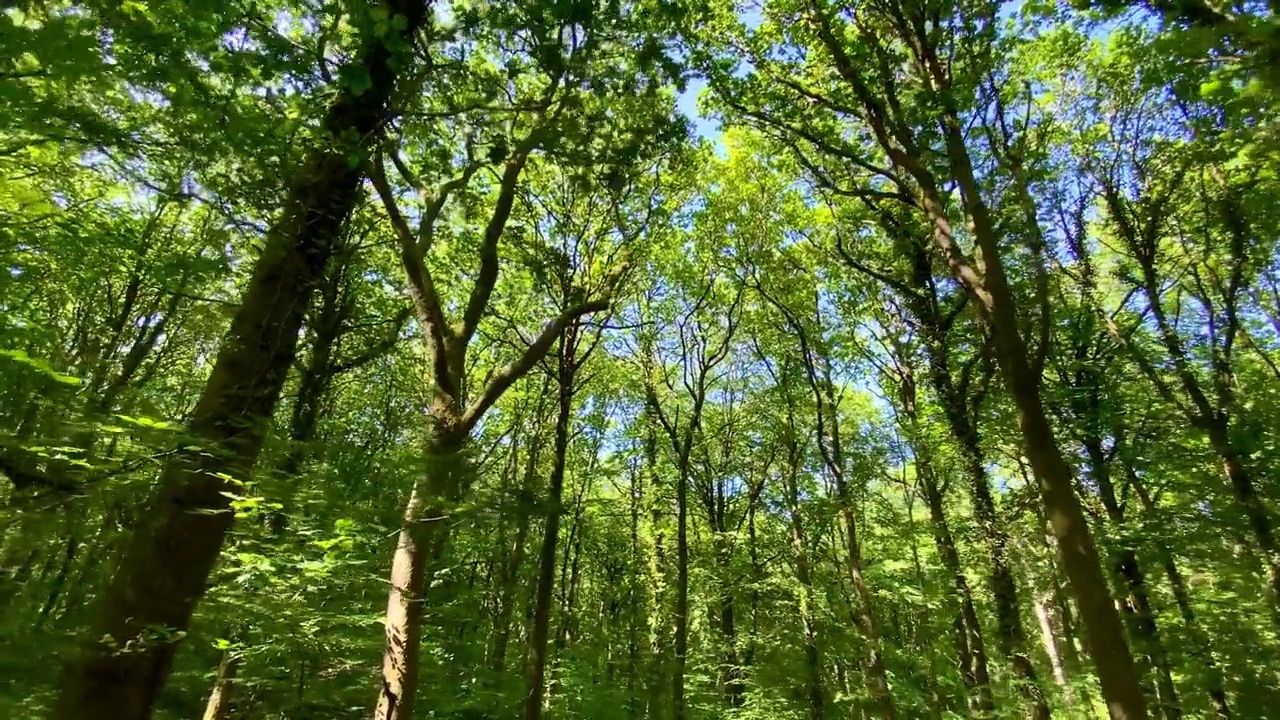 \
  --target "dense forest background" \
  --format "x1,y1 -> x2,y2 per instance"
3,1 -> 1280,718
